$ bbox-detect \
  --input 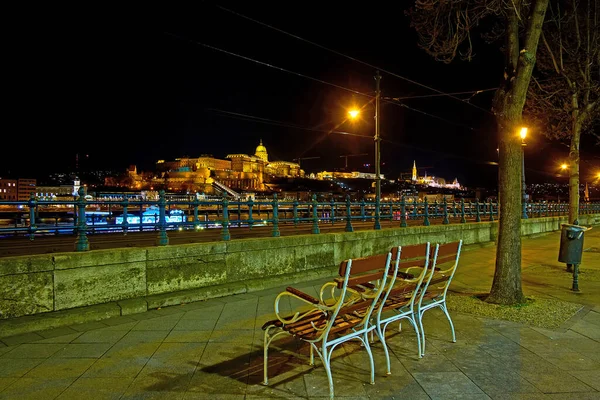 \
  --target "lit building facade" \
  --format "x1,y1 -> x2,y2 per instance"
0,178 -> 18,200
